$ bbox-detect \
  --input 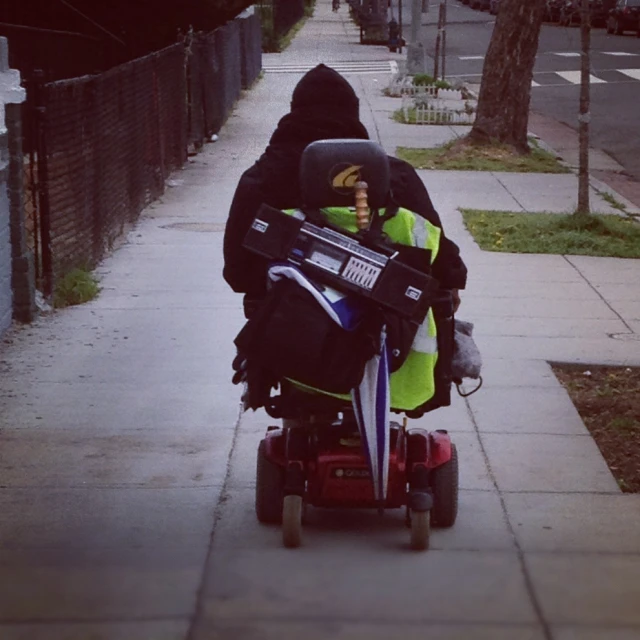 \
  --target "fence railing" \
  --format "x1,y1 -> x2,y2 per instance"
258,0 -> 310,50
400,92 -> 476,126
23,10 -> 261,296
